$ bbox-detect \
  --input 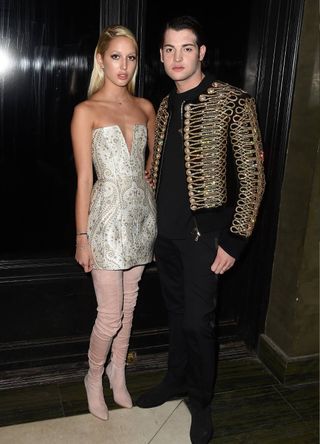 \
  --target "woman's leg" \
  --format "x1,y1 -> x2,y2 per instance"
106,265 -> 144,408
85,269 -> 123,420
